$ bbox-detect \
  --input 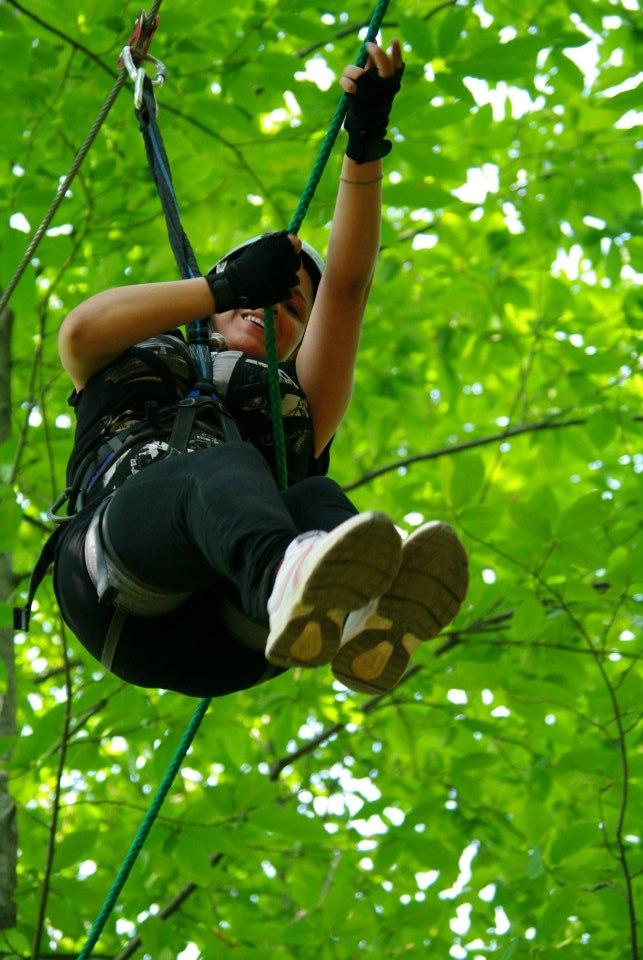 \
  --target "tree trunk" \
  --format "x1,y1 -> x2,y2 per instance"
0,296 -> 17,929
